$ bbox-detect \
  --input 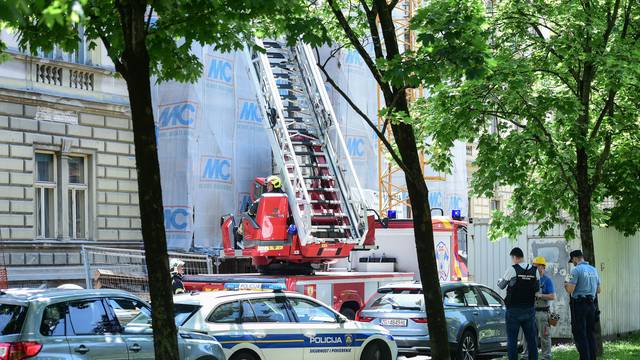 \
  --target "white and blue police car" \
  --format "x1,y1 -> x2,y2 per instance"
174,283 -> 397,360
